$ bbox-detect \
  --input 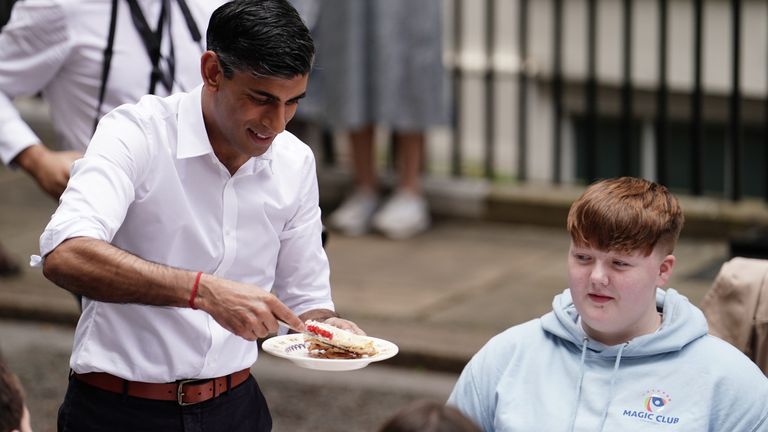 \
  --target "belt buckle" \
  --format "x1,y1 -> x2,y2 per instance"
176,379 -> 200,406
